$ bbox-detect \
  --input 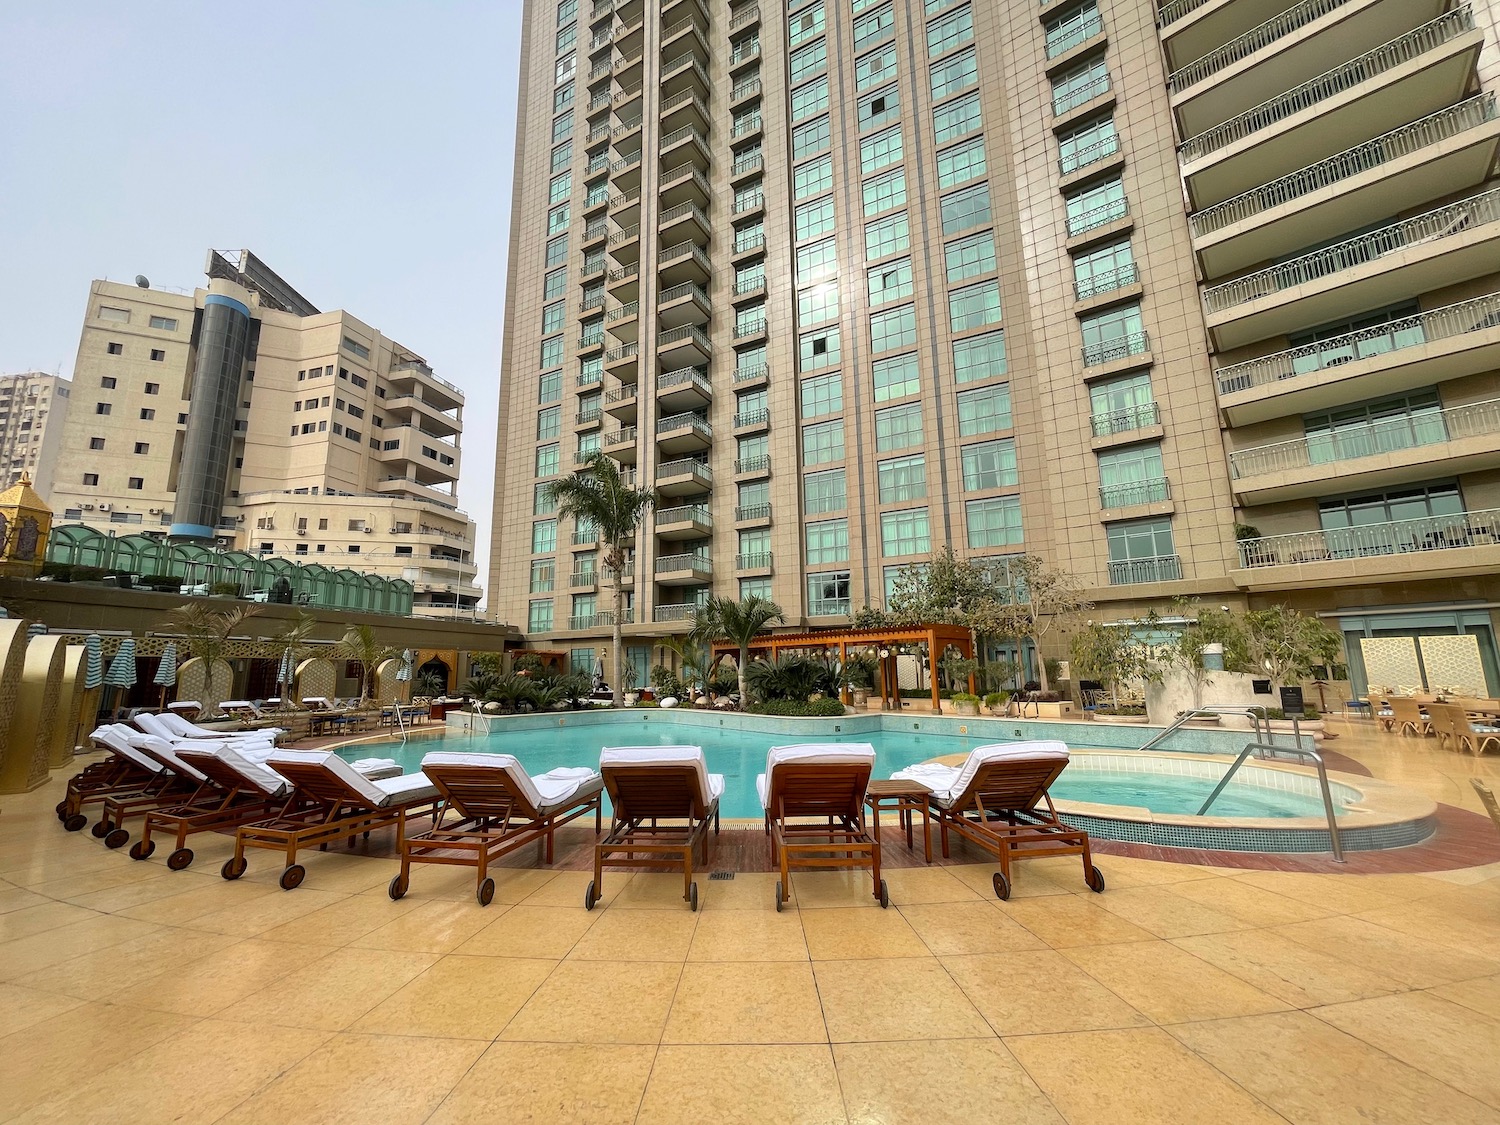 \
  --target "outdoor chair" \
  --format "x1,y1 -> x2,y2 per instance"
57,725 -> 169,832
590,746 -> 722,911
1367,695 -> 1395,731
1389,696 -> 1431,737
1472,779 -> 1500,836
1446,706 -> 1500,756
759,743 -> 886,910
390,751 -> 604,905
136,711 -> 277,748
221,750 -> 442,889
88,731 -> 225,850
1425,703 -> 1463,752
898,741 -> 1104,901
